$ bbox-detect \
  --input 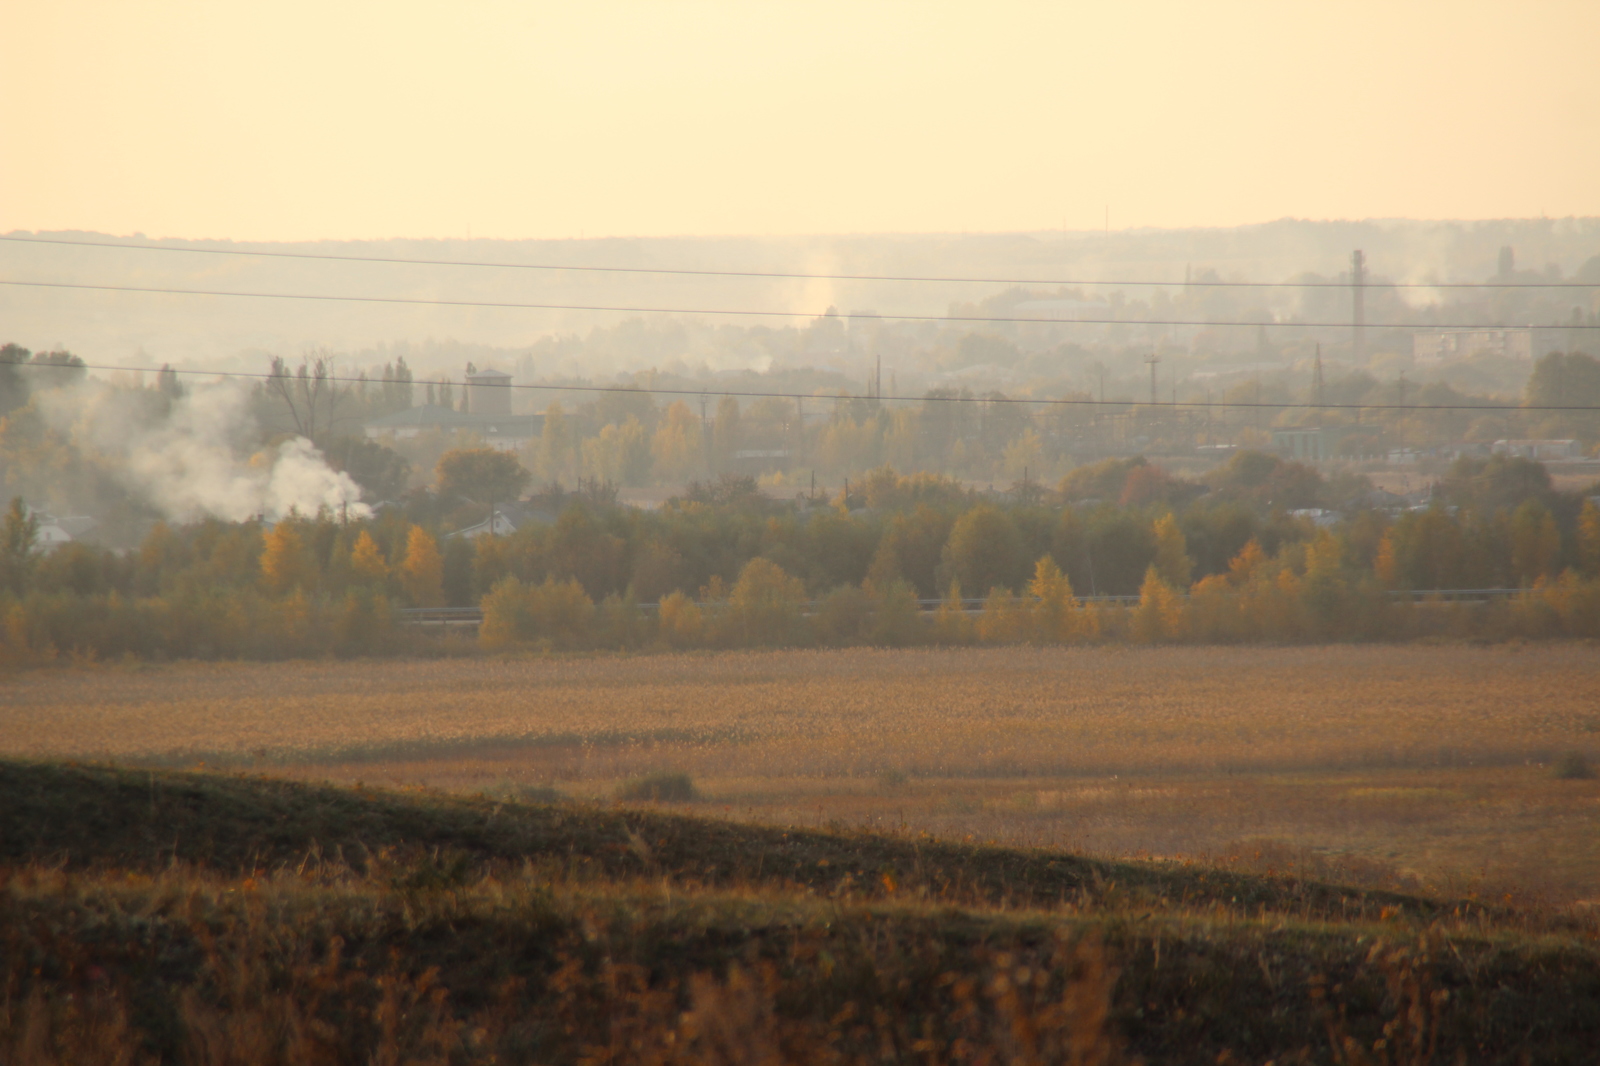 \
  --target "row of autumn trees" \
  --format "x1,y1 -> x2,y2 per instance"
2,451 -> 1599,663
